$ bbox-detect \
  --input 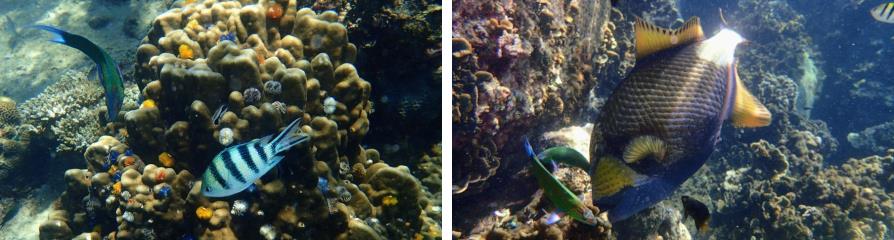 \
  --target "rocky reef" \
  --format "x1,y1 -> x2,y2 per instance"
18,0 -> 440,239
